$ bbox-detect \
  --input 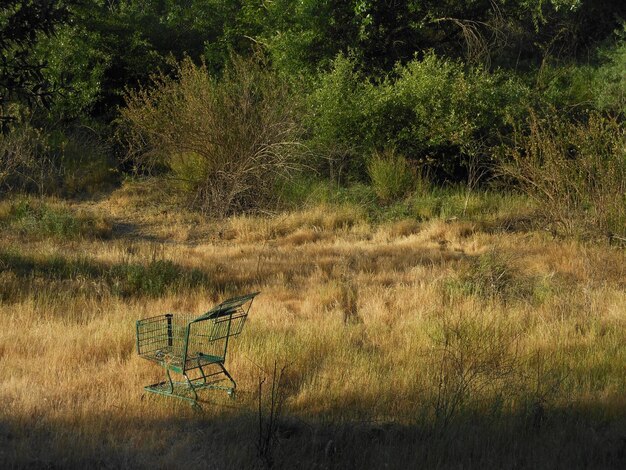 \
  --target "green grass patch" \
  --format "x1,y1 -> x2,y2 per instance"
278,175 -> 533,225
444,249 -> 536,303
0,198 -> 112,239
109,259 -> 207,297
0,249 -> 208,300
